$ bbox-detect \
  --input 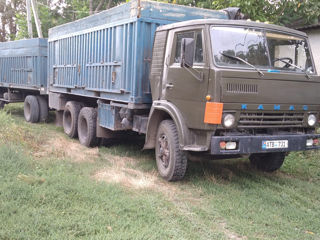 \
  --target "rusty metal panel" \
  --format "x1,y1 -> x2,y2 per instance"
0,38 -> 47,91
